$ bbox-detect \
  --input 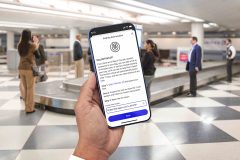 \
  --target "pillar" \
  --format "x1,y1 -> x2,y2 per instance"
6,31 -> 18,70
7,31 -> 14,50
